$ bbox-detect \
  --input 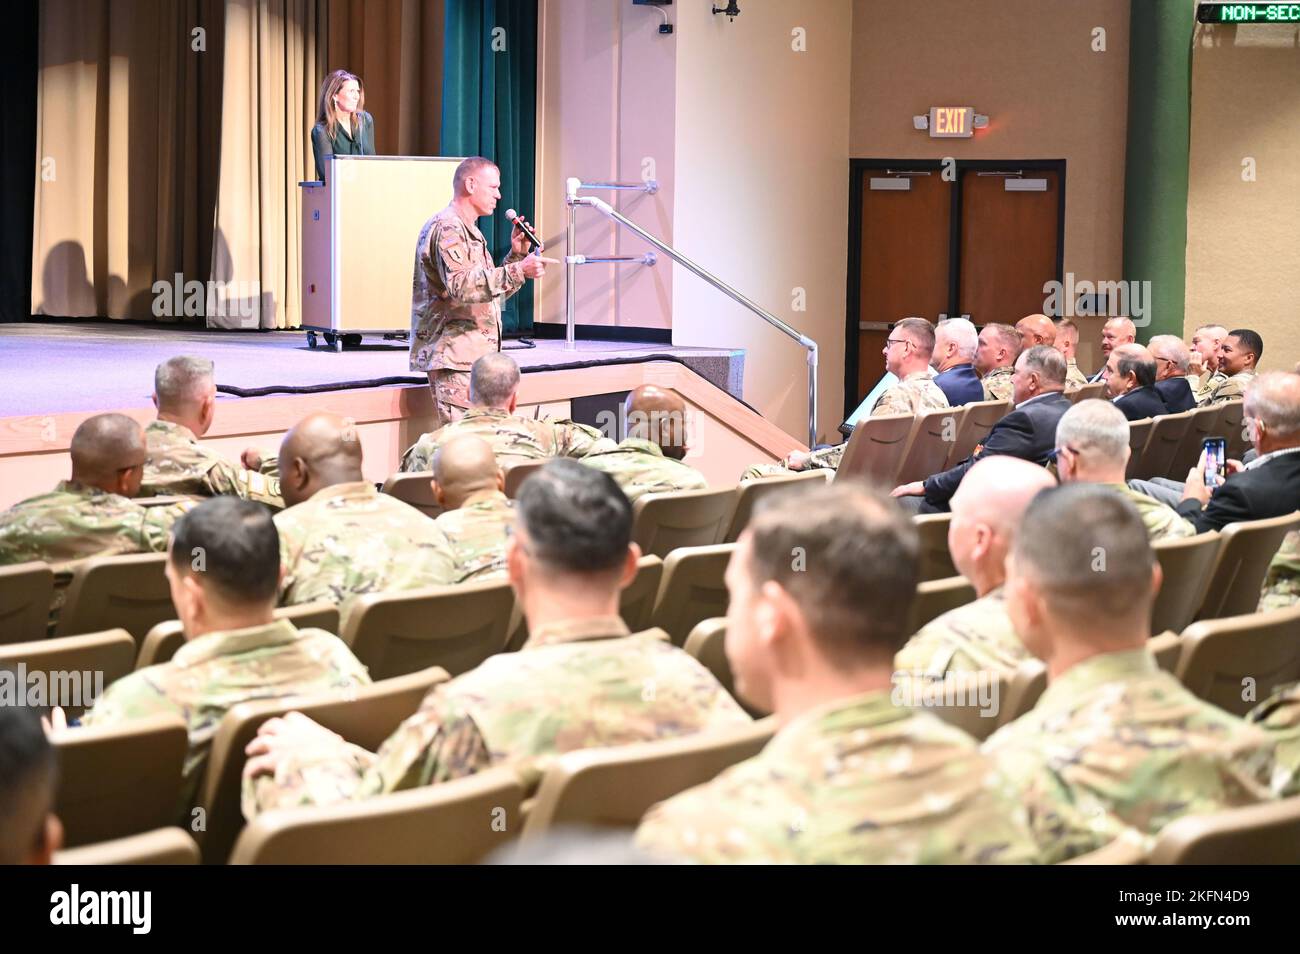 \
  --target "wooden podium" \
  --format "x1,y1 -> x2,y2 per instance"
299,155 -> 460,351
